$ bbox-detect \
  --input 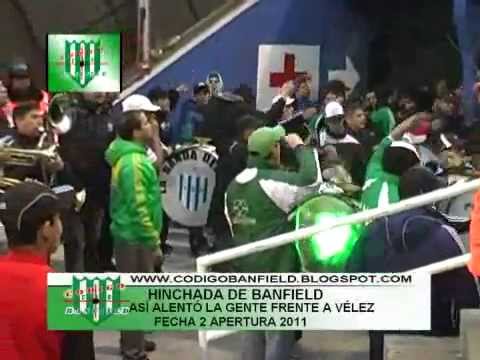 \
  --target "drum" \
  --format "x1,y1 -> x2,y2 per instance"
292,194 -> 365,272
437,175 -> 473,247
161,144 -> 218,227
